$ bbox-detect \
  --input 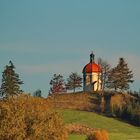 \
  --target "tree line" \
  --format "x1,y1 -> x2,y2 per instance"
49,57 -> 134,95
0,59 -> 139,124
0,57 -> 135,97
49,72 -> 82,95
0,61 -> 83,98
